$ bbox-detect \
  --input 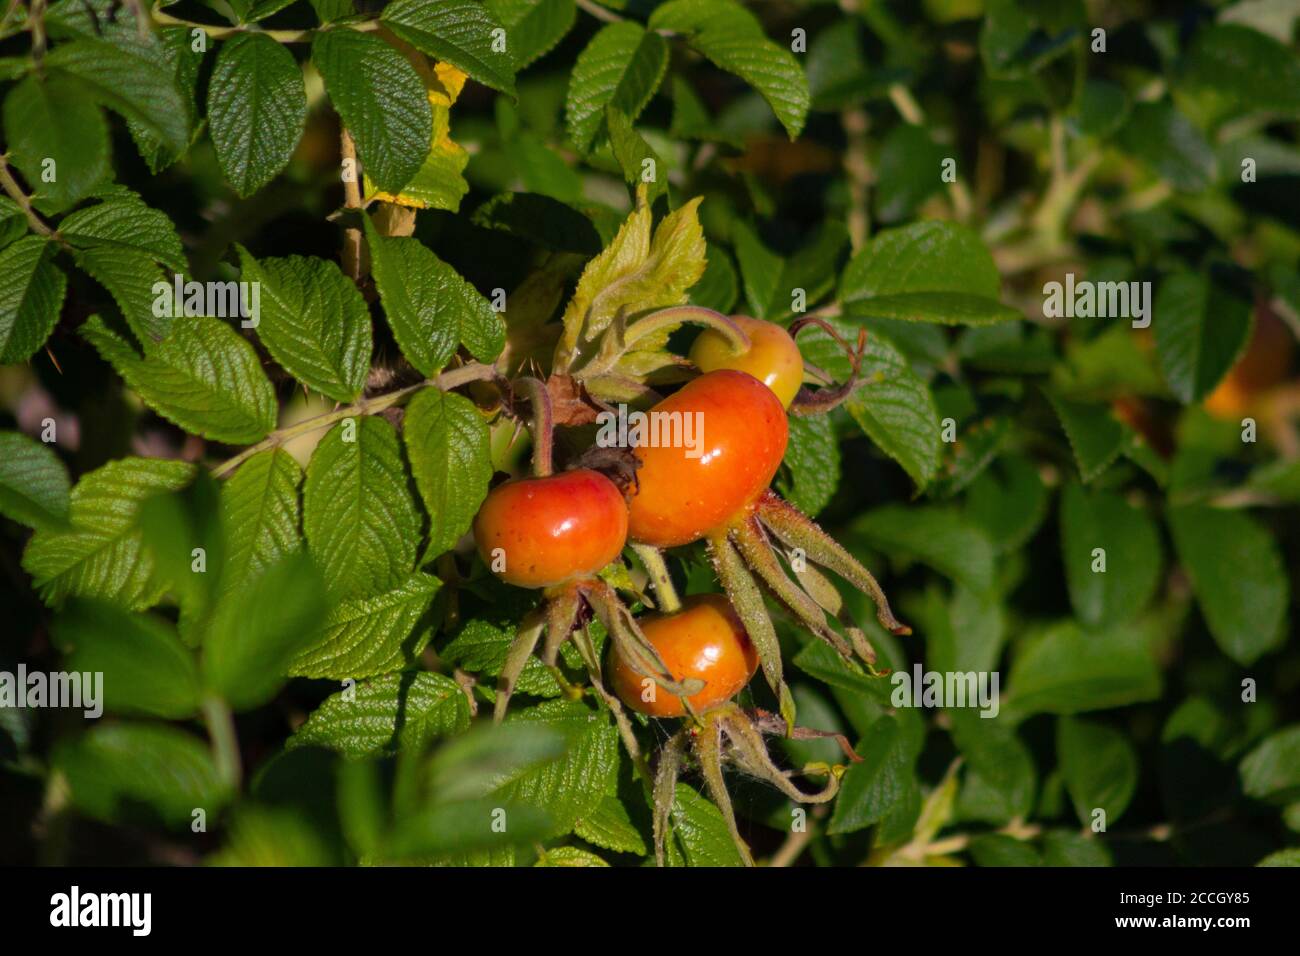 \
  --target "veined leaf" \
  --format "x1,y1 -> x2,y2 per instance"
382,0 -> 517,96
557,194 -> 705,370
840,221 -> 1018,326
366,59 -> 470,213
22,457 -> 195,609
0,430 -> 71,531
303,416 -> 421,601
3,74 -> 111,210
59,193 -> 186,272
1153,272 -> 1253,404
648,0 -> 809,139
236,247 -> 372,402
289,671 -> 470,758
1060,483 -> 1162,628
485,0 -> 575,70
208,33 -> 308,198
219,448 -> 302,597
565,21 -> 667,153
73,245 -> 173,345
45,37 -> 190,157
0,236 -> 67,365
81,314 -> 278,444
311,30 -> 432,193
289,572 -> 441,679
364,219 -> 504,373
404,387 -> 493,561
